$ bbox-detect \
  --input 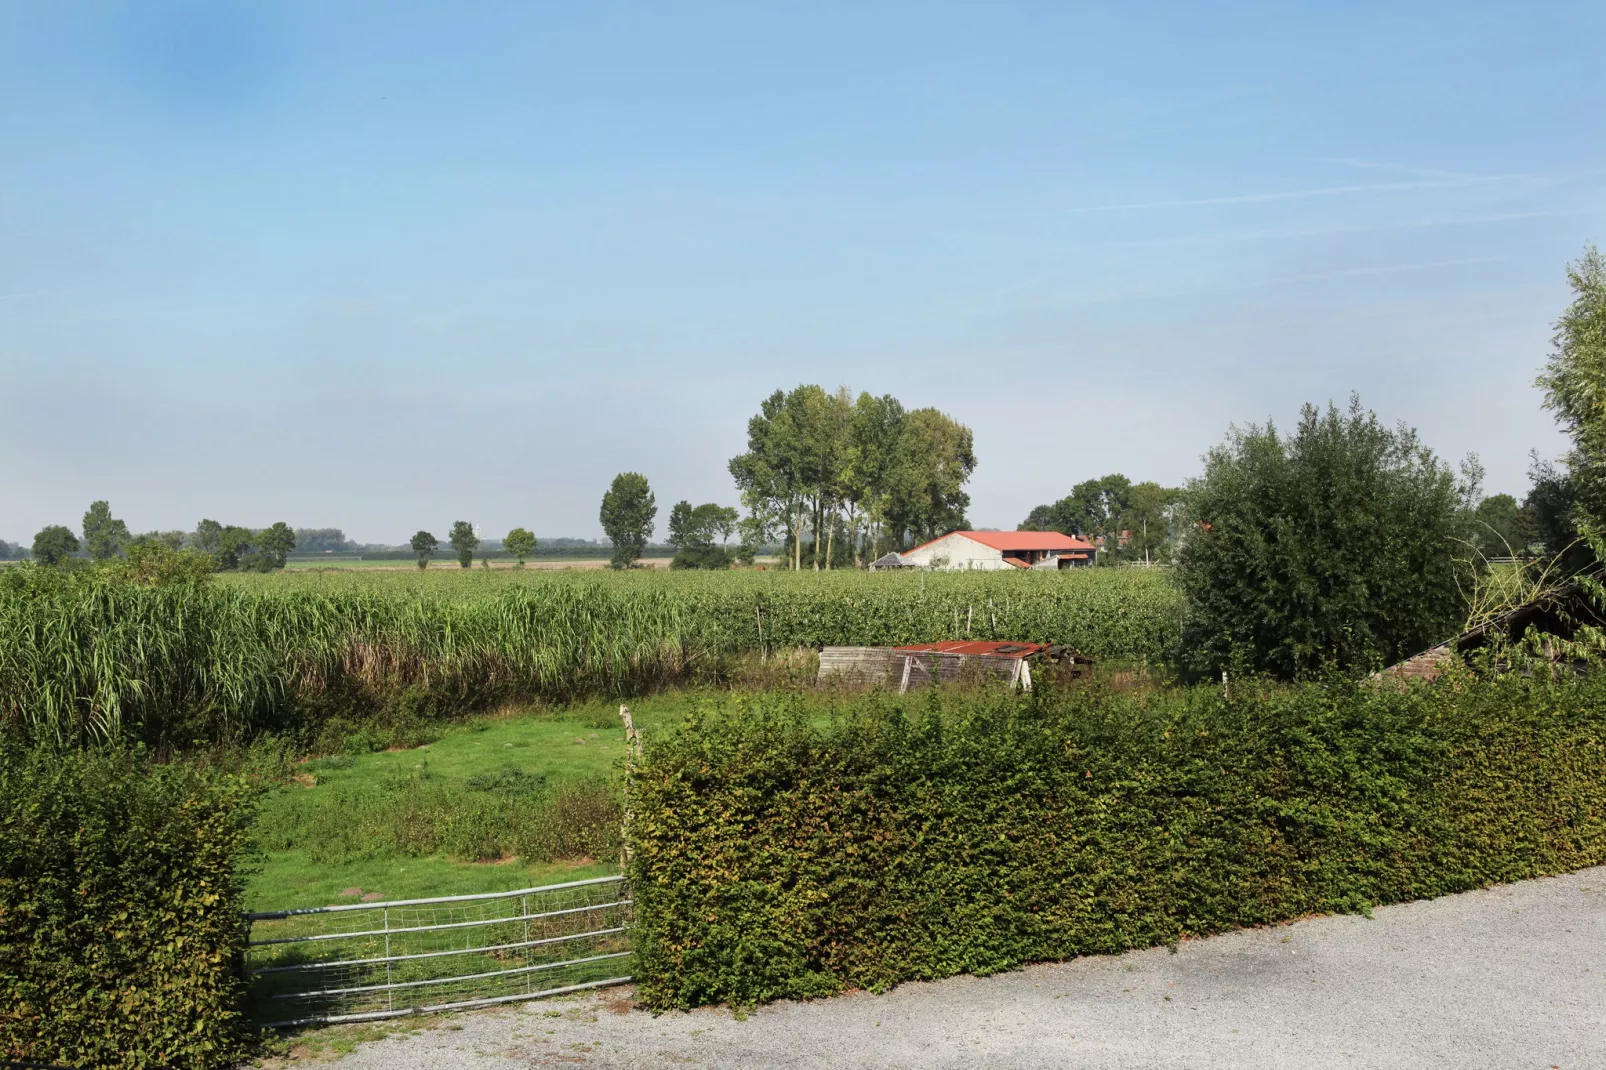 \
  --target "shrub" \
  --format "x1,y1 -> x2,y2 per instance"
0,744 -> 257,1067
627,673 -> 1606,1009
1176,396 -> 1473,678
